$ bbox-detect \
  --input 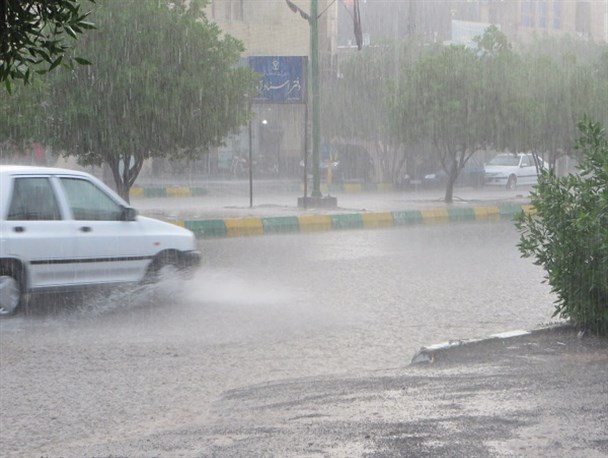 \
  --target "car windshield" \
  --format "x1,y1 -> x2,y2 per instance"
489,155 -> 520,166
